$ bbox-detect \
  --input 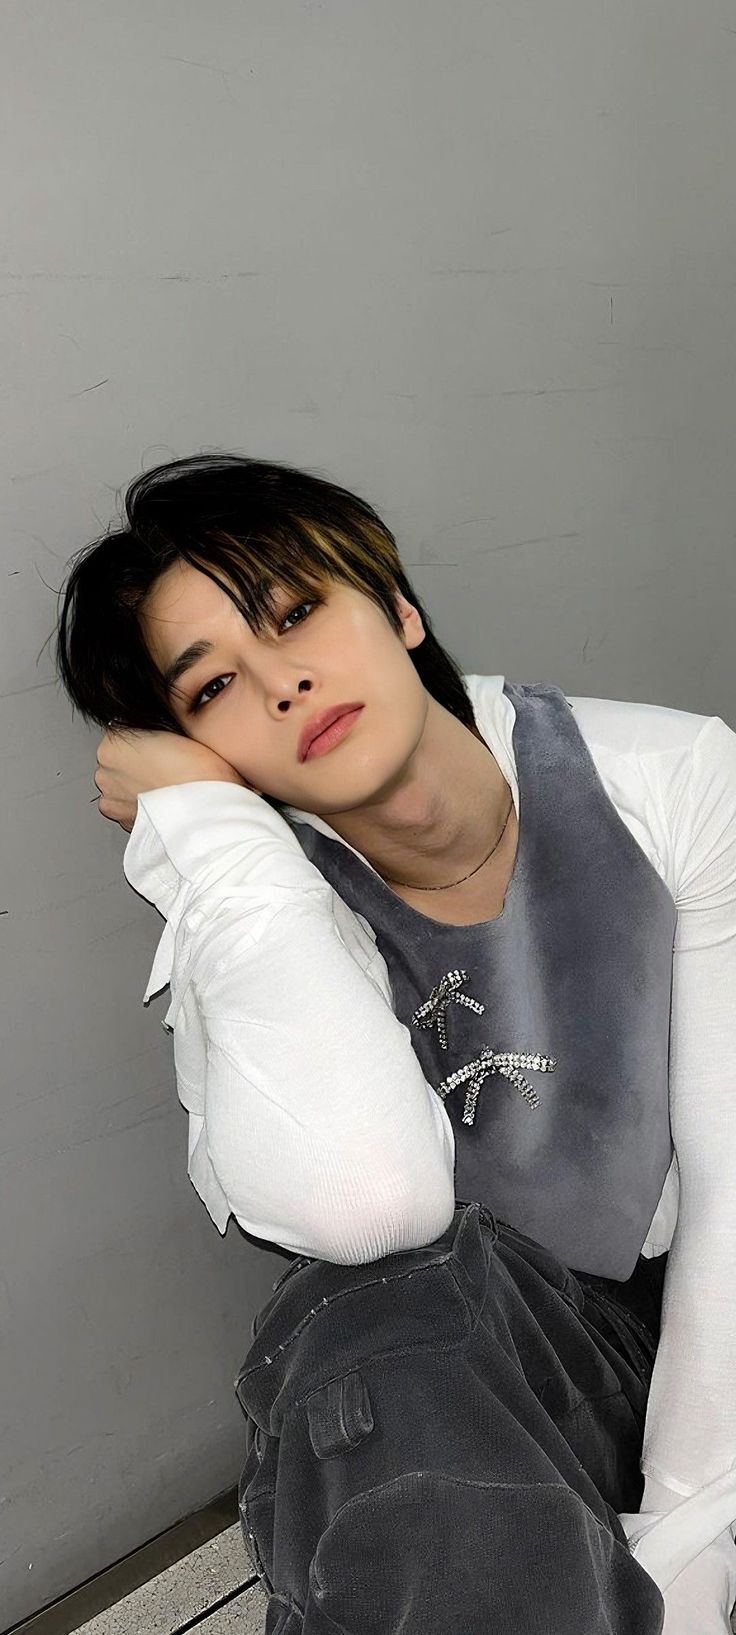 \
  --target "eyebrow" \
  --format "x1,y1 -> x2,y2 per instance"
161,580 -> 303,697
162,640 -> 216,696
